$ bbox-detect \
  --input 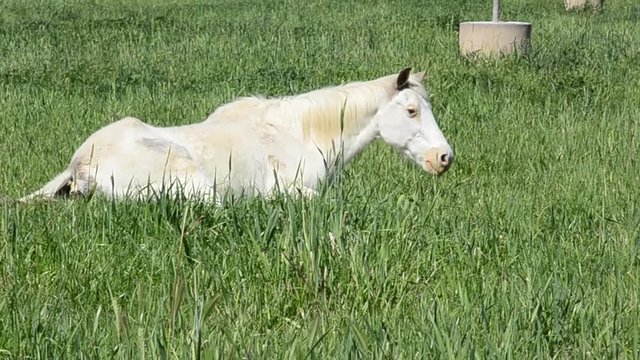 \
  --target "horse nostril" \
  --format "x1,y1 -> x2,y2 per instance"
439,153 -> 449,165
